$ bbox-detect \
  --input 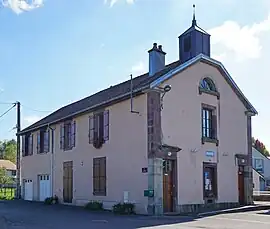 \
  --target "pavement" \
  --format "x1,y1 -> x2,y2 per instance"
0,200 -> 269,228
